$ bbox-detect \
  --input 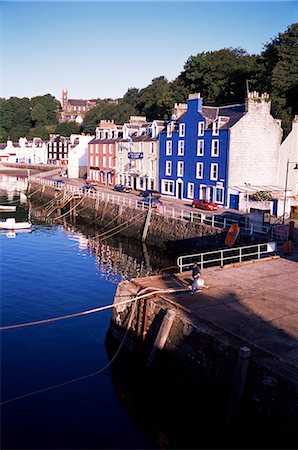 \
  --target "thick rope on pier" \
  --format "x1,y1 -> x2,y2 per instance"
0,287 -> 190,331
